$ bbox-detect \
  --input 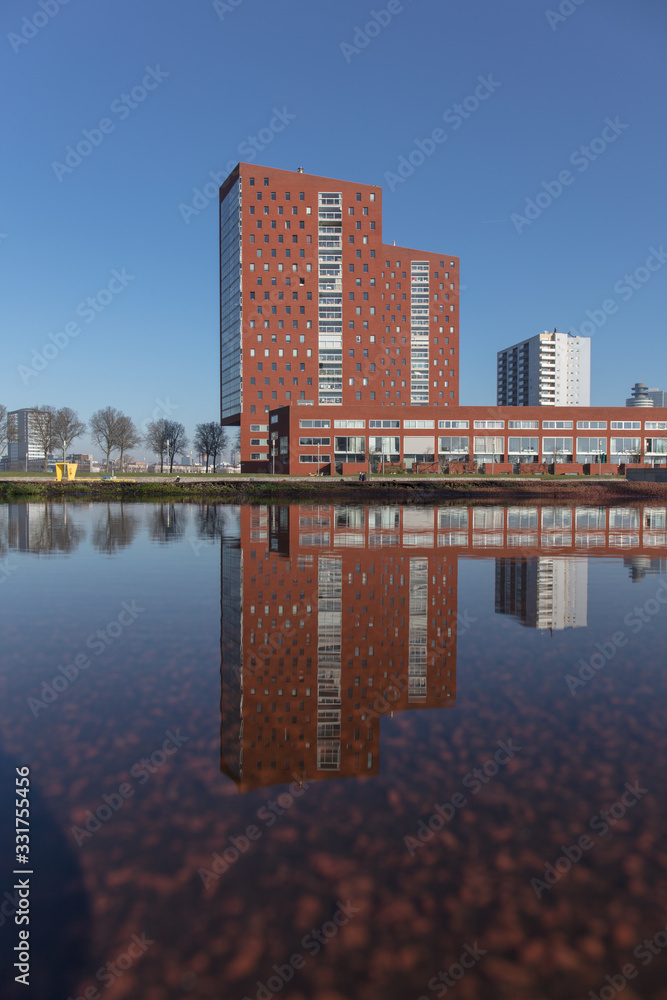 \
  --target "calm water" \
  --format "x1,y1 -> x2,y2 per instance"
2,500 -> 667,1000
